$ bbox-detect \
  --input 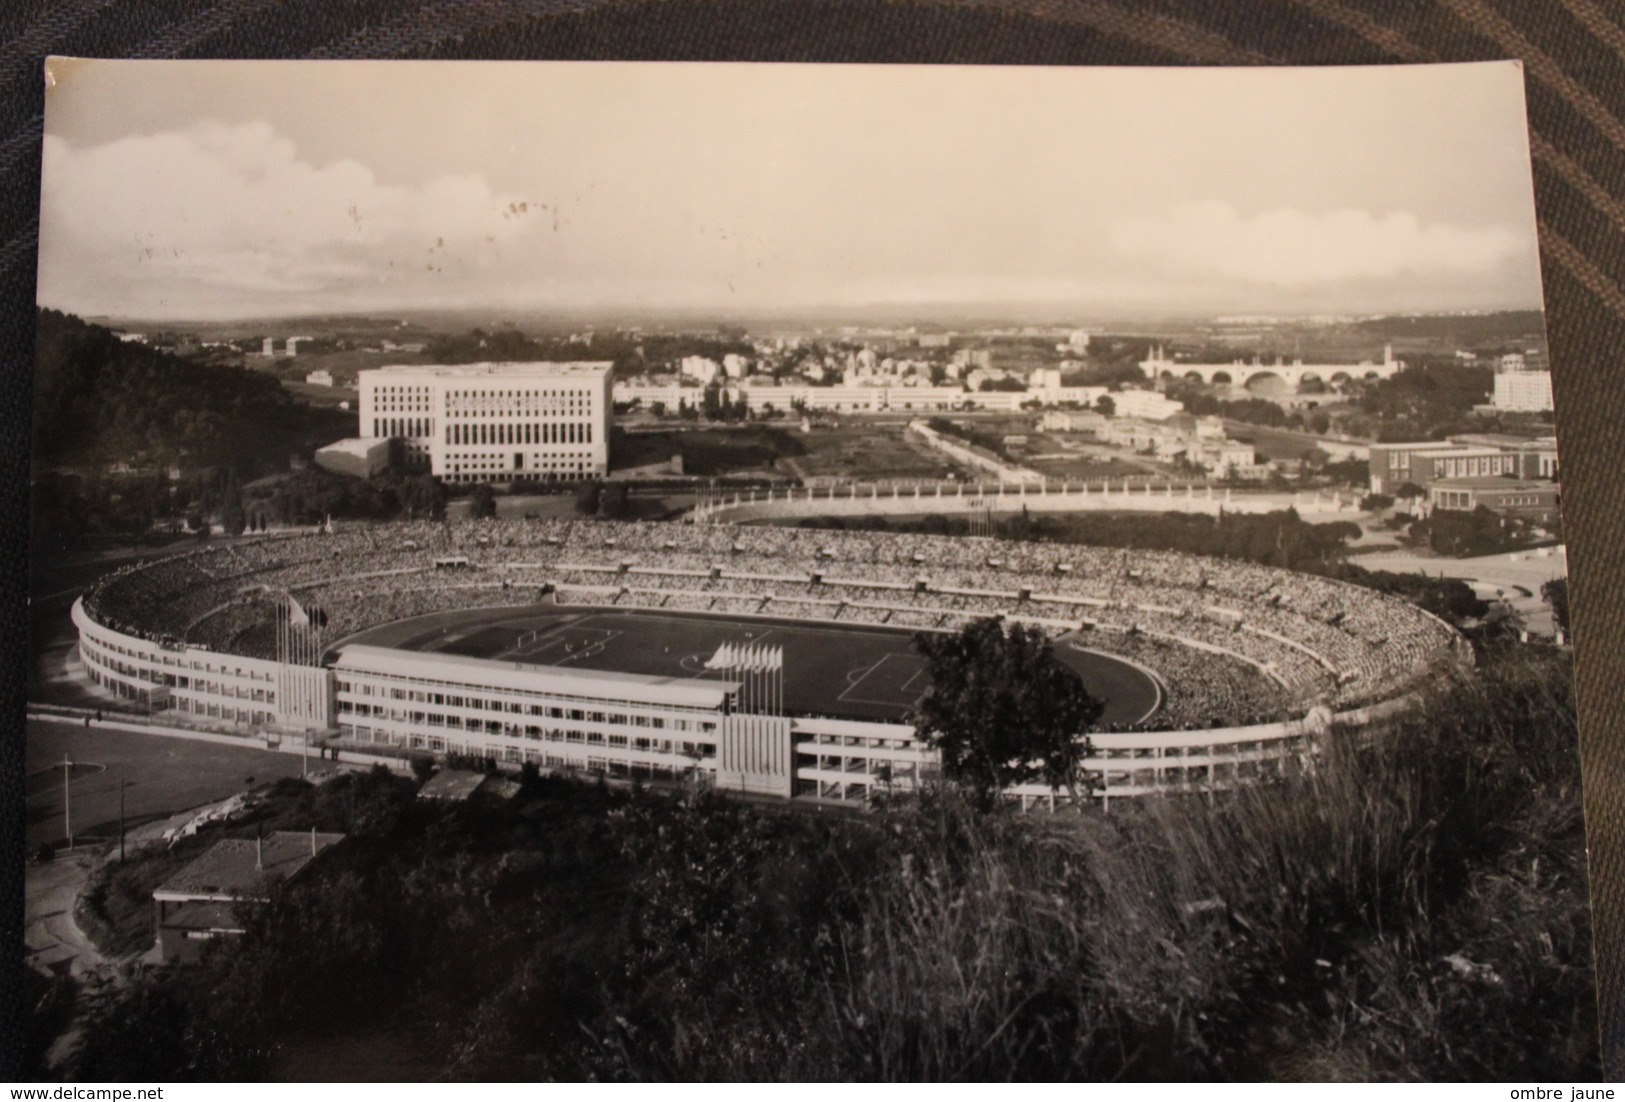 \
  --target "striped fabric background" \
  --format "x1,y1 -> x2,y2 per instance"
1,0 -> 1621,1079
